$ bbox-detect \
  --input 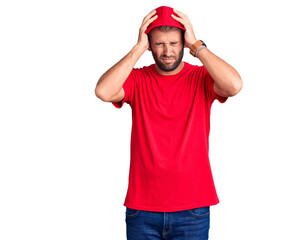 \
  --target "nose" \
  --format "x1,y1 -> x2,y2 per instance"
163,43 -> 172,56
